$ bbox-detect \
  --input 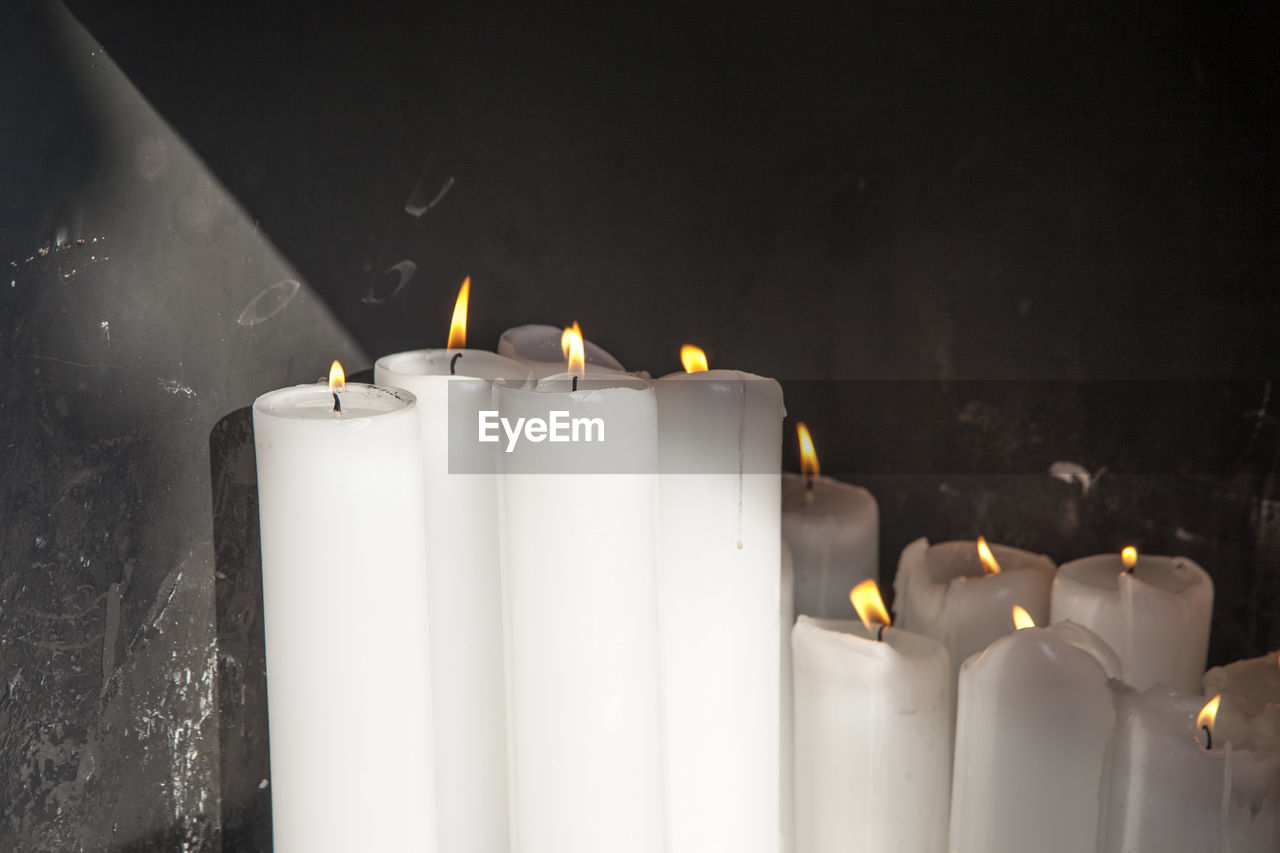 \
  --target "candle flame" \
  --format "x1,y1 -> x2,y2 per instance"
1121,546 -> 1138,570
328,360 -> 346,392
562,321 -> 585,378
797,422 -> 819,479
1198,694 -> 1221,737
1012,605 -> 1036,630
681,344 -> 709,373
977,536 -> 1001,575
447,276 -> 470,349
850,579 -> 891,632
